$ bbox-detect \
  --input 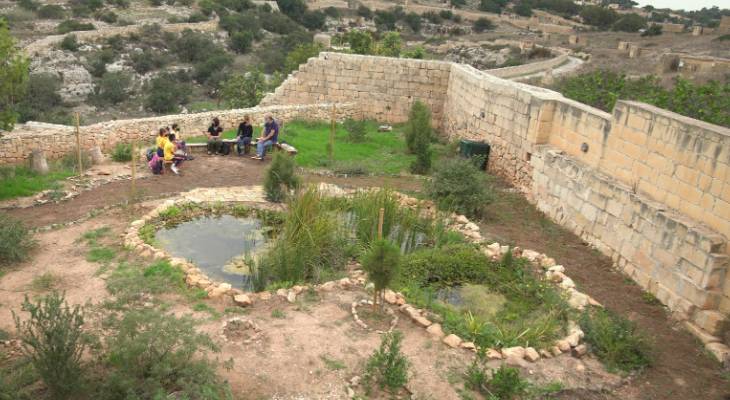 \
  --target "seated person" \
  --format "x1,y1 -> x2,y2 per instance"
236,115 -> 254,156
252,115 -> 278,160
164,133 -> 185,175
206,117 -> 224,155
171,123 -> 191,158
155,128 -> 168,158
